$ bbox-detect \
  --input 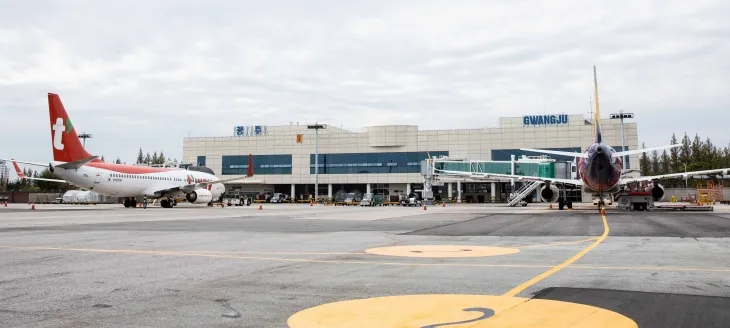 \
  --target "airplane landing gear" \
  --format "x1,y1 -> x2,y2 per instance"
123,197 -> 138,208
160,197 -> 175,208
